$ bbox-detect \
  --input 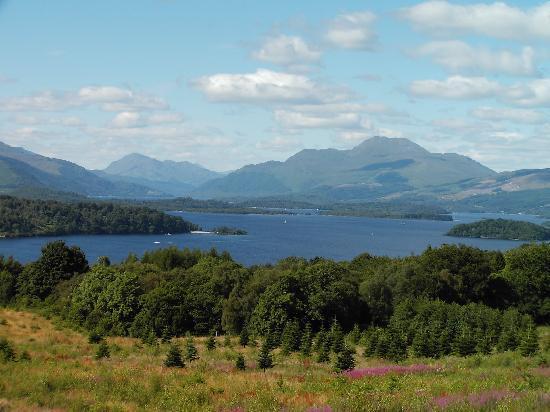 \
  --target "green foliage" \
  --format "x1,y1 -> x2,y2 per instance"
519,326 -> 540,357
299,323 -> 313,357
95,341 -> 110,360
0,196 -> 197,238
212,226 -> 247,236
239,327 -> 249,347
223,334 -> 232,348
164,344 -> 184,368
448,219 -> 550,241
0,270 -> 16,305
184,334 -> 199,362
280,319 -> 301,355
88,331 -> 104,344
330,319 -> 345,353
235,353 -> 246,370
257,341 -> 273,371
334,346 -> 355,371
0,337 -> 16,362
206,335 -> 216,351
